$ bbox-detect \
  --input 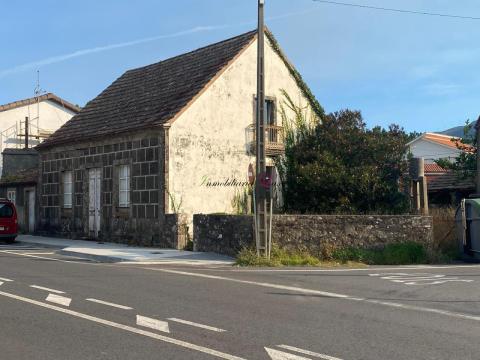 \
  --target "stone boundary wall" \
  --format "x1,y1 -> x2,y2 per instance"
193,214 -> 433,257
38,213 -> 188,250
